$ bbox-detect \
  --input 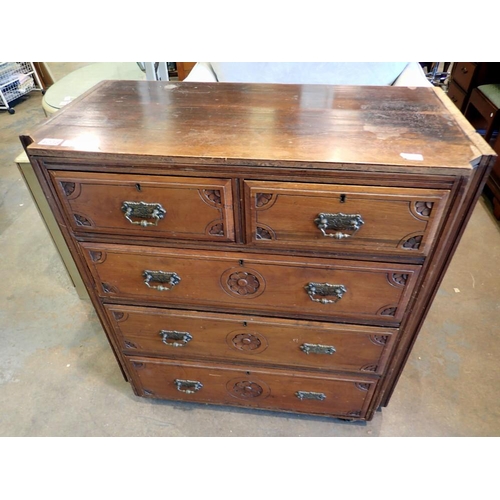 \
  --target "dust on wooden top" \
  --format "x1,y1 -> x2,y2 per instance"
25,80 -> 495,173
